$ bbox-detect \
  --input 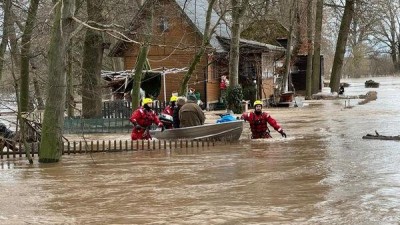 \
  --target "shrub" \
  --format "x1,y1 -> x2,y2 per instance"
226,85 -> 243,114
